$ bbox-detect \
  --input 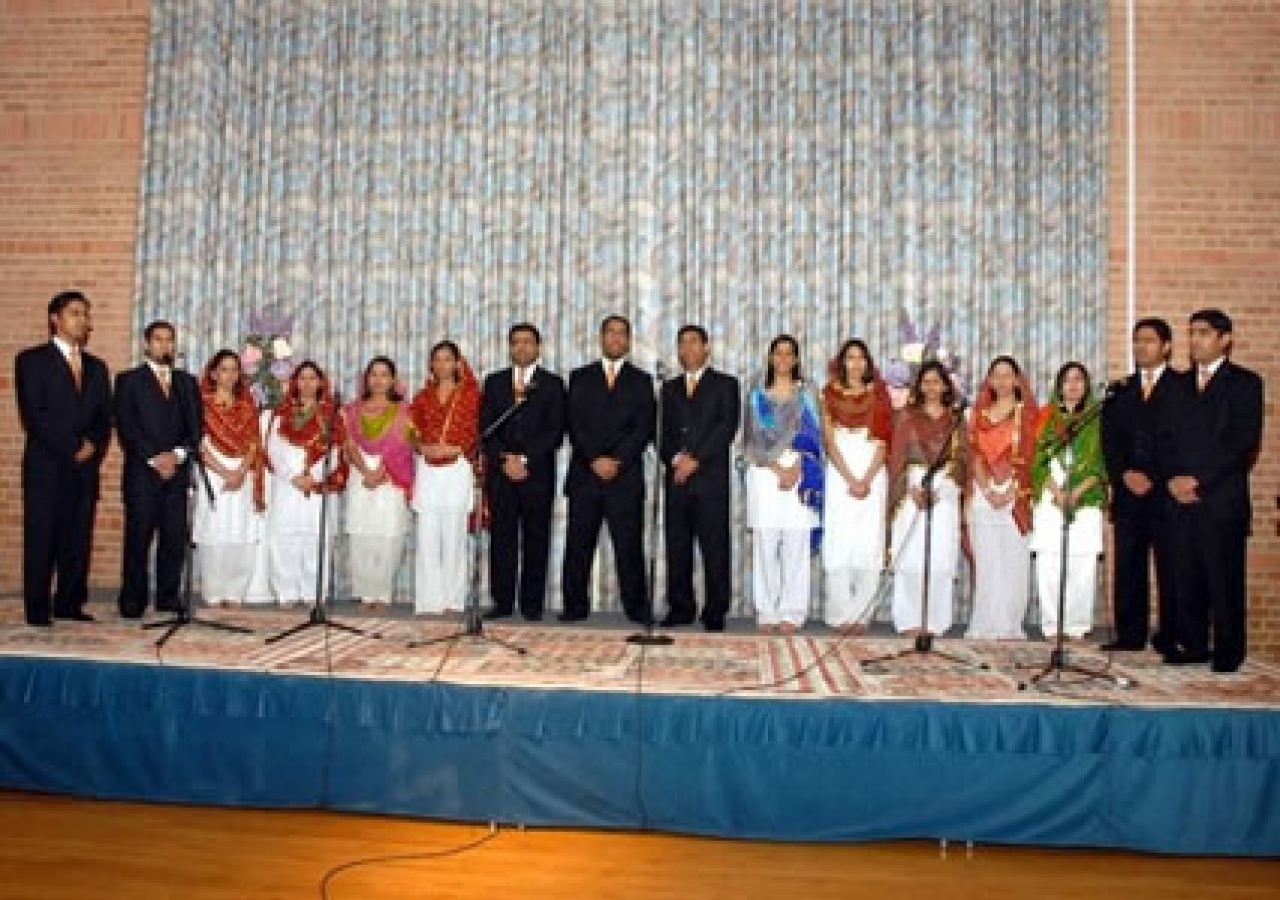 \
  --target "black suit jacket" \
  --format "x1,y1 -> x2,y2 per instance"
1157,361 -> 1264,525
480,366 -> 567,486
1101,367 -> 1179,519
564,360 -> 656,495
15,341 -> 111,482
658,368 -> 741,496
114,364 -> 203,493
